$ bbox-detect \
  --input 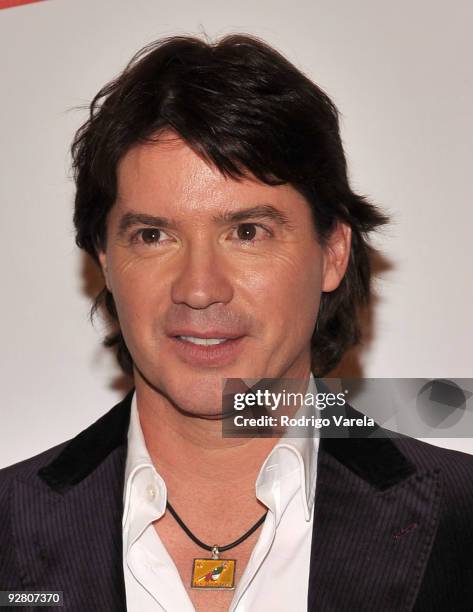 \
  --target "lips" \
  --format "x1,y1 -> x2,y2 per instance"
168,333 -> 246,367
